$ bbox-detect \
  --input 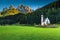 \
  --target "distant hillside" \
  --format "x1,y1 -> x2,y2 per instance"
42,0 -> 60,9
34,0 -> 60,15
